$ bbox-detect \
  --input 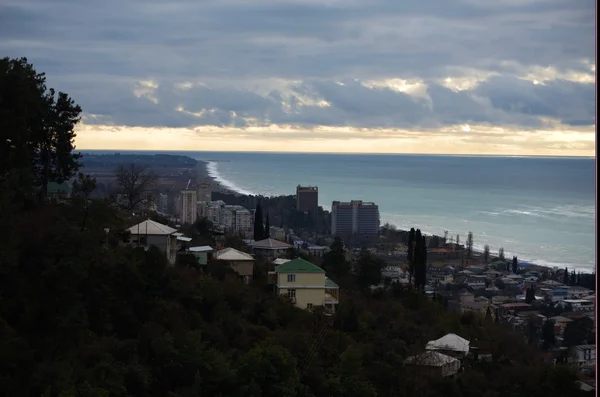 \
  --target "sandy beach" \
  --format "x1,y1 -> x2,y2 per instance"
196,160 -> 240,196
